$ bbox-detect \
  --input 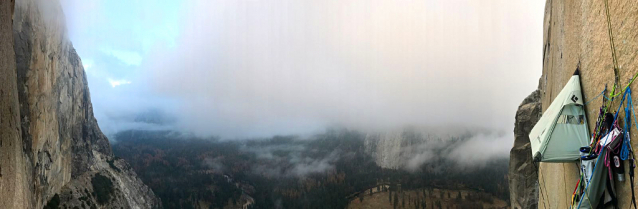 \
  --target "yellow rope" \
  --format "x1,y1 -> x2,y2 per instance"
604,0 -> 620,82
611,71 -> 638,98
576,1 -> 622,207
576,1 -> 637,208
603,0 -> 622,107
